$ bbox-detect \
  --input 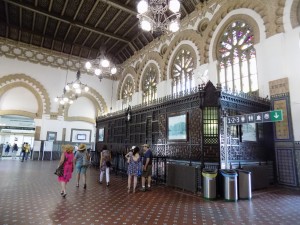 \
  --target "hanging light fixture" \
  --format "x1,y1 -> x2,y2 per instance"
54,60 -> 76,105
65,70 -> 89,94
85,53 -> 118,82
54,87 -> 74,105
137,0 -> 181,33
